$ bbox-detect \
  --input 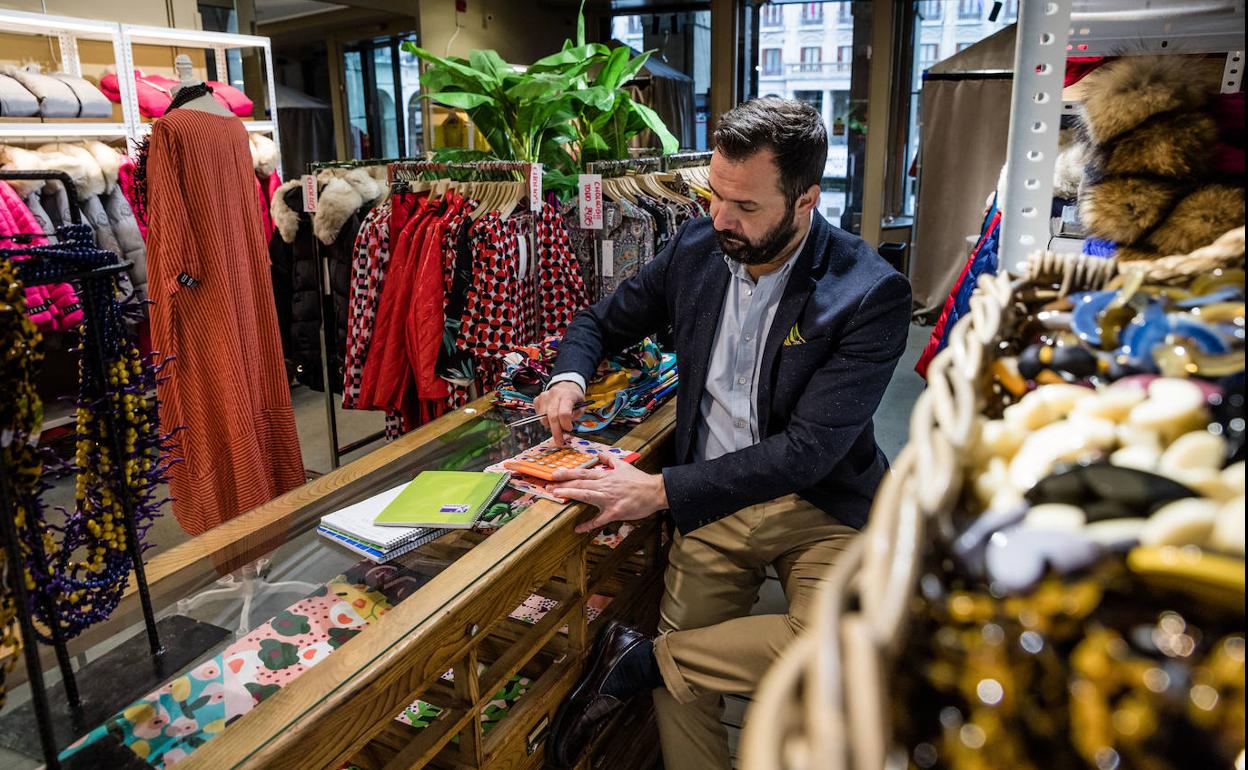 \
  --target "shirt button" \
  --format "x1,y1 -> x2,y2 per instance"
747,288 -> 753,296
738,377 -> 747,385
744,333 -> 752,341
736,419 -> 746,429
